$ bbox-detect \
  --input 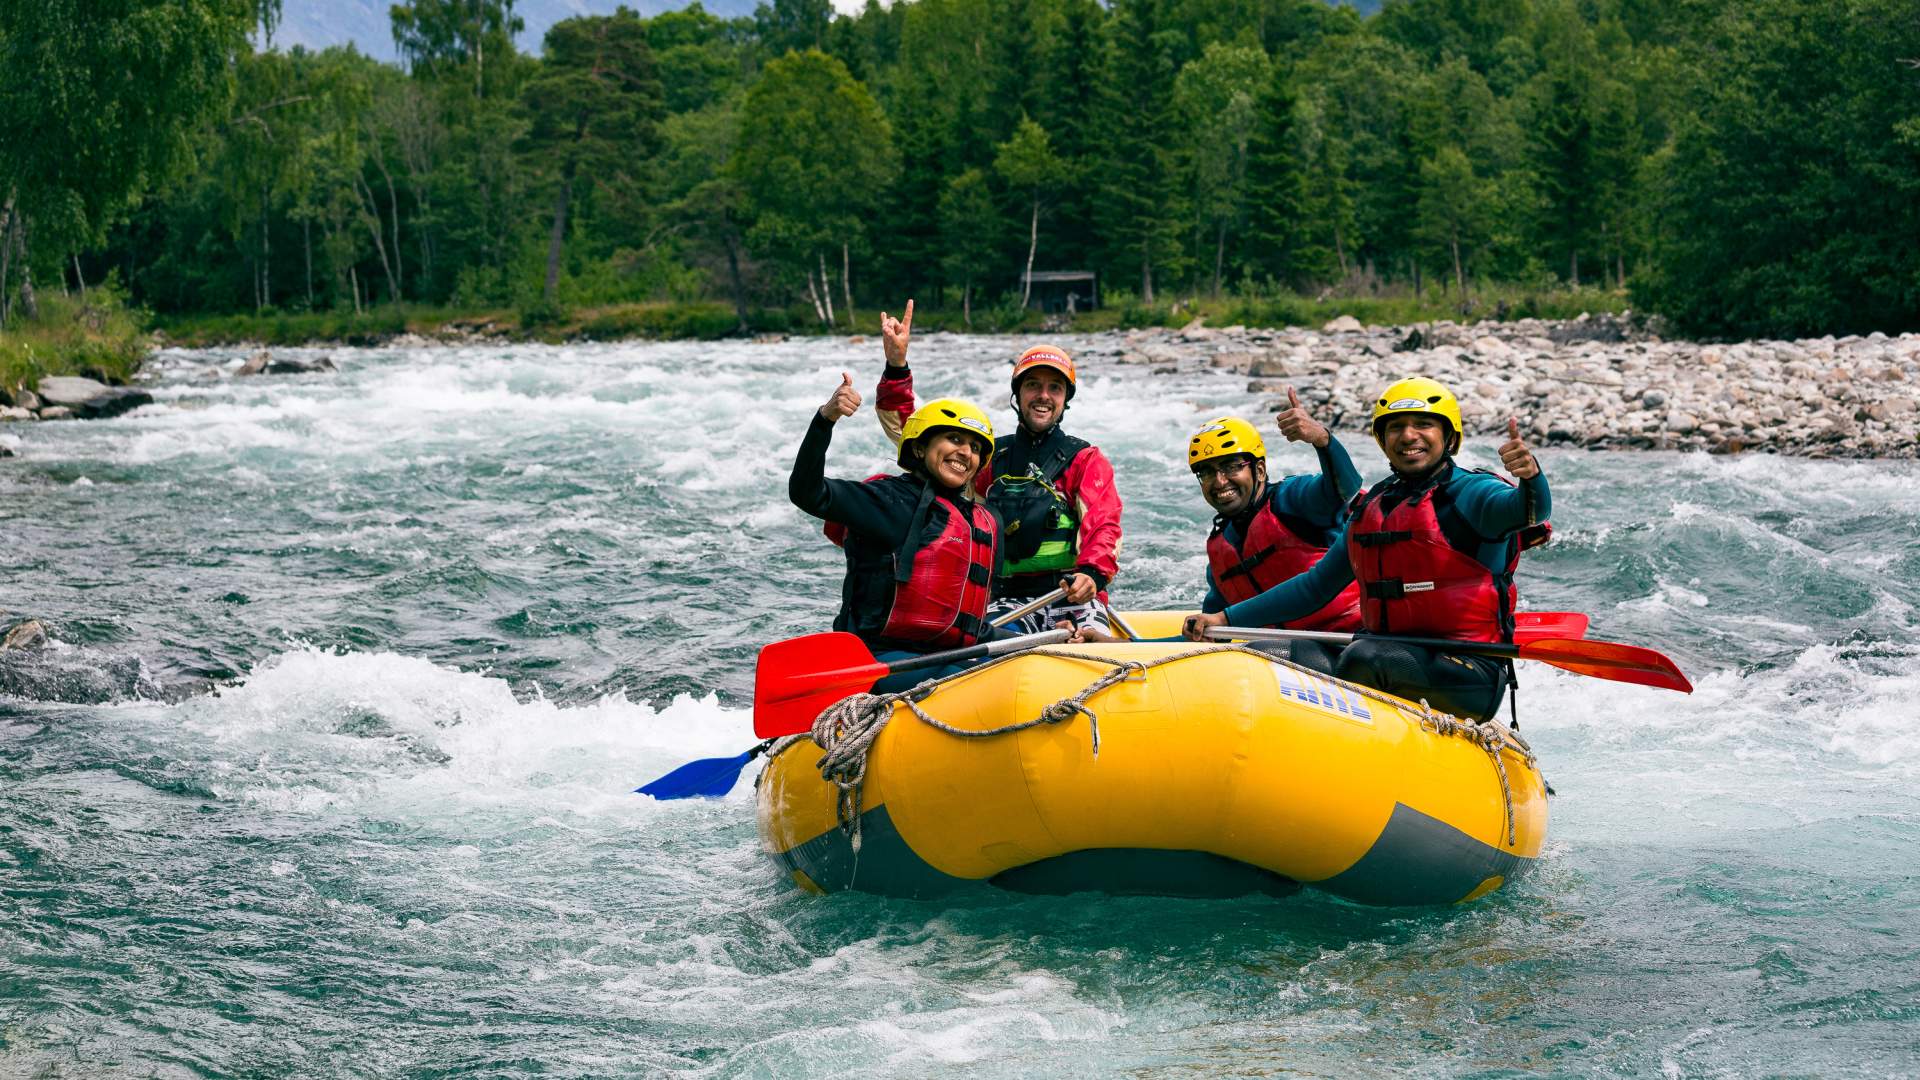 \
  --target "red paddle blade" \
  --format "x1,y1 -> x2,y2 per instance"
1514,611 -> 1589,643
753,632 -> 887,738
1517,637 -> 1693,693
